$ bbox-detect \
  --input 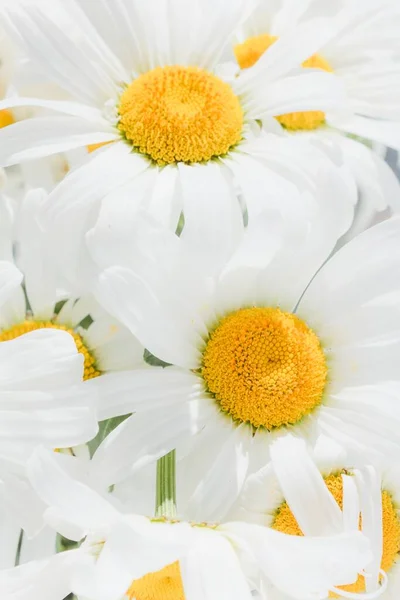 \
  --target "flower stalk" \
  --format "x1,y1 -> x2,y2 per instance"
155,450 -> 177,518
